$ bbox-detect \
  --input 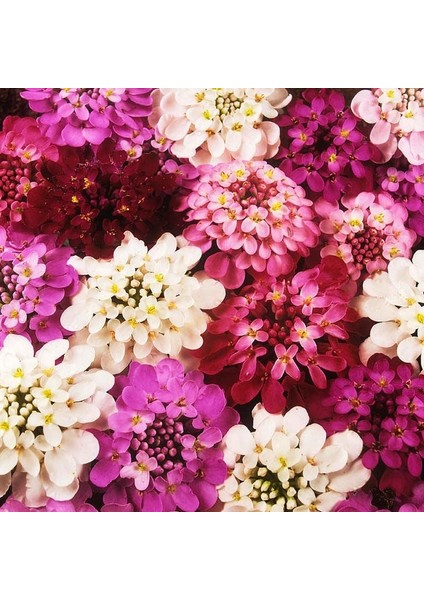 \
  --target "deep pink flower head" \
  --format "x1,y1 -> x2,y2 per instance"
0,116 -> 58,224
333,480 -> 424,512
182,161 -> 319,289
90,359 -> 238,512
278,89 -> 374,203
320,355 -> 424,481
352,88 -> 424,165
21,88 -> 154,152
196,255 -> 360,412
0,223 -> 79,345
317,190 -> 416,280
